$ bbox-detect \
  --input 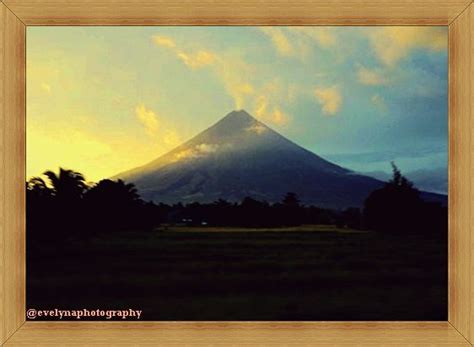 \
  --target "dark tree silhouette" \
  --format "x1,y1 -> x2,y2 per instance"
339,208 -> 362,229
26,168 -> 161,243
276,192 -> 303,226
43,168 -> 88,201
213,199 -> 233,208
239,197 -> 271,227
282,192 -> 300,207
364,163 -> 423,233
84,179 -> 156,232
37,168 -> 89,239
211,199 -> 236,226
26,177 -> 55,243
27,177 -> 53,198
26,165 -> 446,245
86,179 -> 139,204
